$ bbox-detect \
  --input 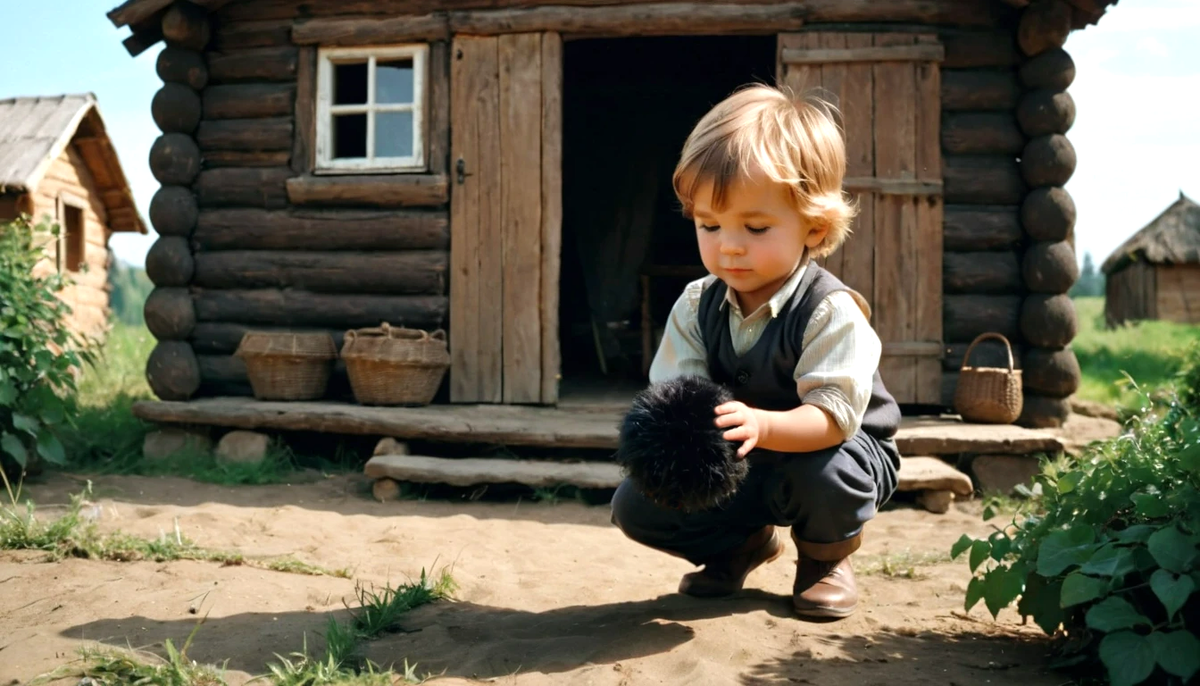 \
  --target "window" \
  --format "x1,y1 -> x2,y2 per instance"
56,197 -> 85,273
316,45 -> 428,173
